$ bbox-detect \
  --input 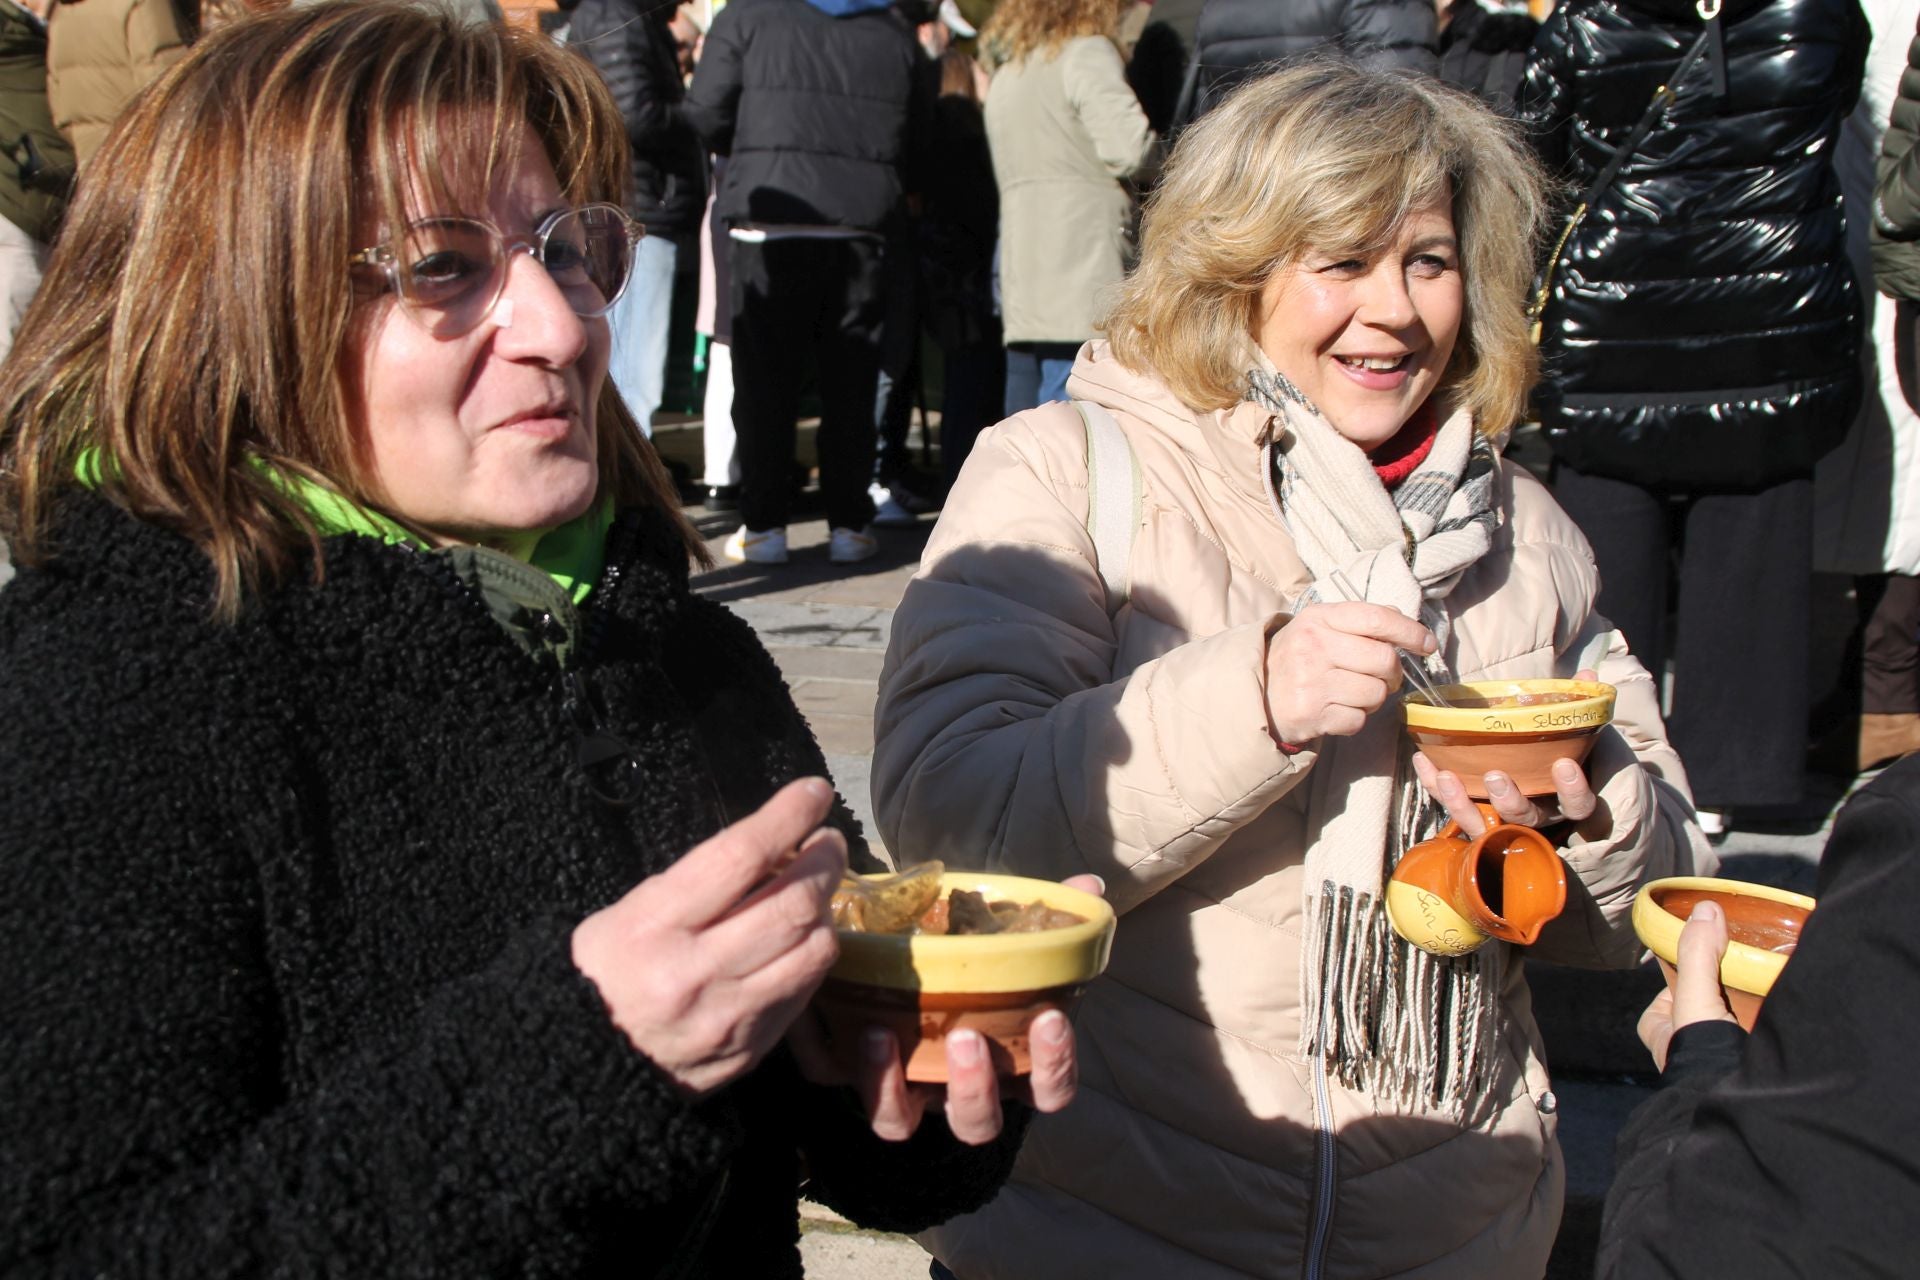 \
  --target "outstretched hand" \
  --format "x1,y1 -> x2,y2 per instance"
787,874 -> 1103,1145
1638,899 -> 1741,1071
